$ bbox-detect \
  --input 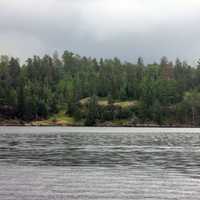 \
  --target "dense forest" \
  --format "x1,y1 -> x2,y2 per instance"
1,50 -> 200,126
